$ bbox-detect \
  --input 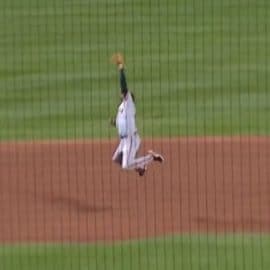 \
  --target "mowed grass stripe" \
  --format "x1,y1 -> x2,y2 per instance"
0,235 -> 270,270
0,0 -> 269,140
